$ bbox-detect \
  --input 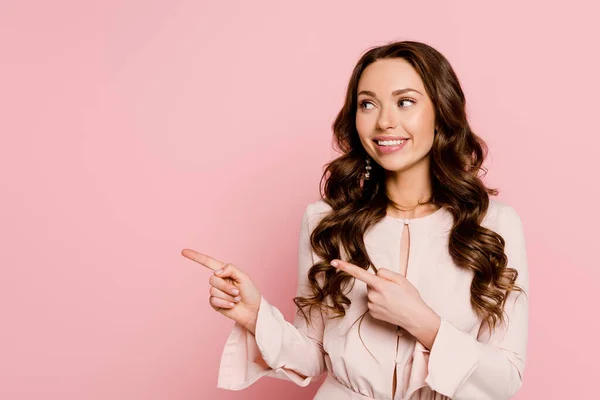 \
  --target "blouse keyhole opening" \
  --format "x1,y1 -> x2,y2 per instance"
392,219 -> 411,399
